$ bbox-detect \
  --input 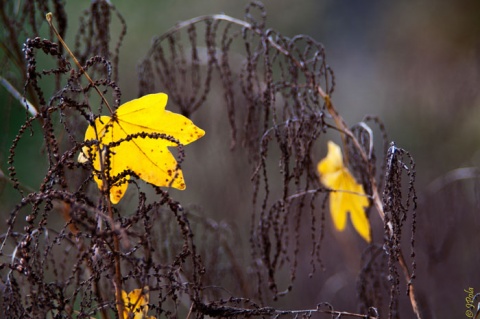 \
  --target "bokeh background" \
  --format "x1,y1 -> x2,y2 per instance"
1,1 -> 479,318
